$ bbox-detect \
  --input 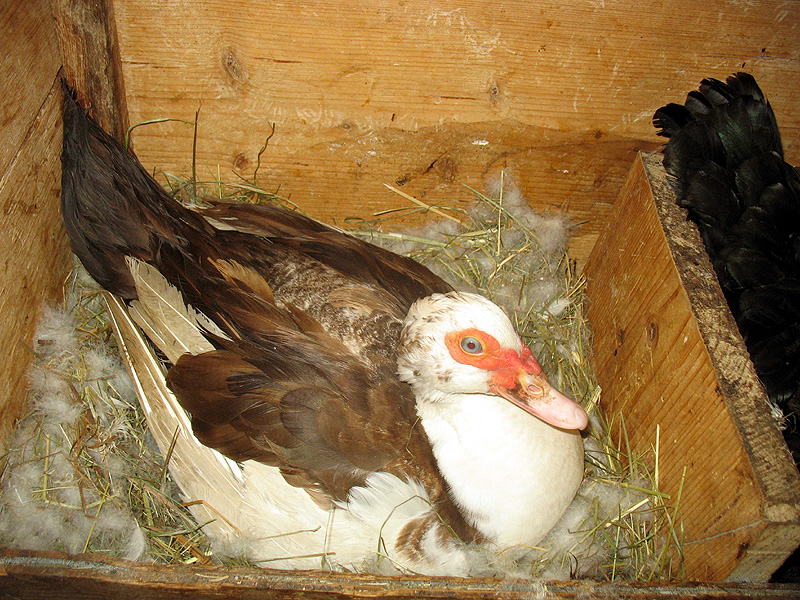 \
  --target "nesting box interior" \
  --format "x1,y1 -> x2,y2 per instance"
3,0 -> 800,595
